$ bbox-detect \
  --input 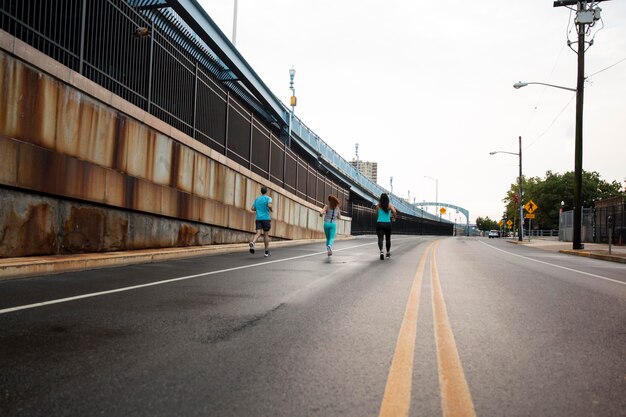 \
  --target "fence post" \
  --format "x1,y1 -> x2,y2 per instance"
78,0 -> 87,74
608,215 -> 613,254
